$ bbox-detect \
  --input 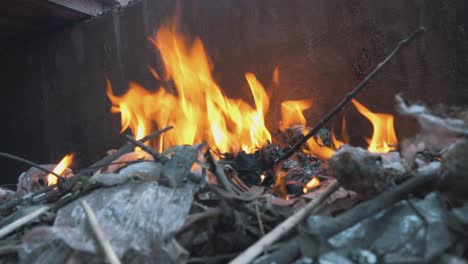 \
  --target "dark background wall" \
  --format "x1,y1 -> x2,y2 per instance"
1,0 -> 467,185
